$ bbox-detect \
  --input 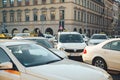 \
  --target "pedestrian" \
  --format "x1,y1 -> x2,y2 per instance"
38,30 -> 44,37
